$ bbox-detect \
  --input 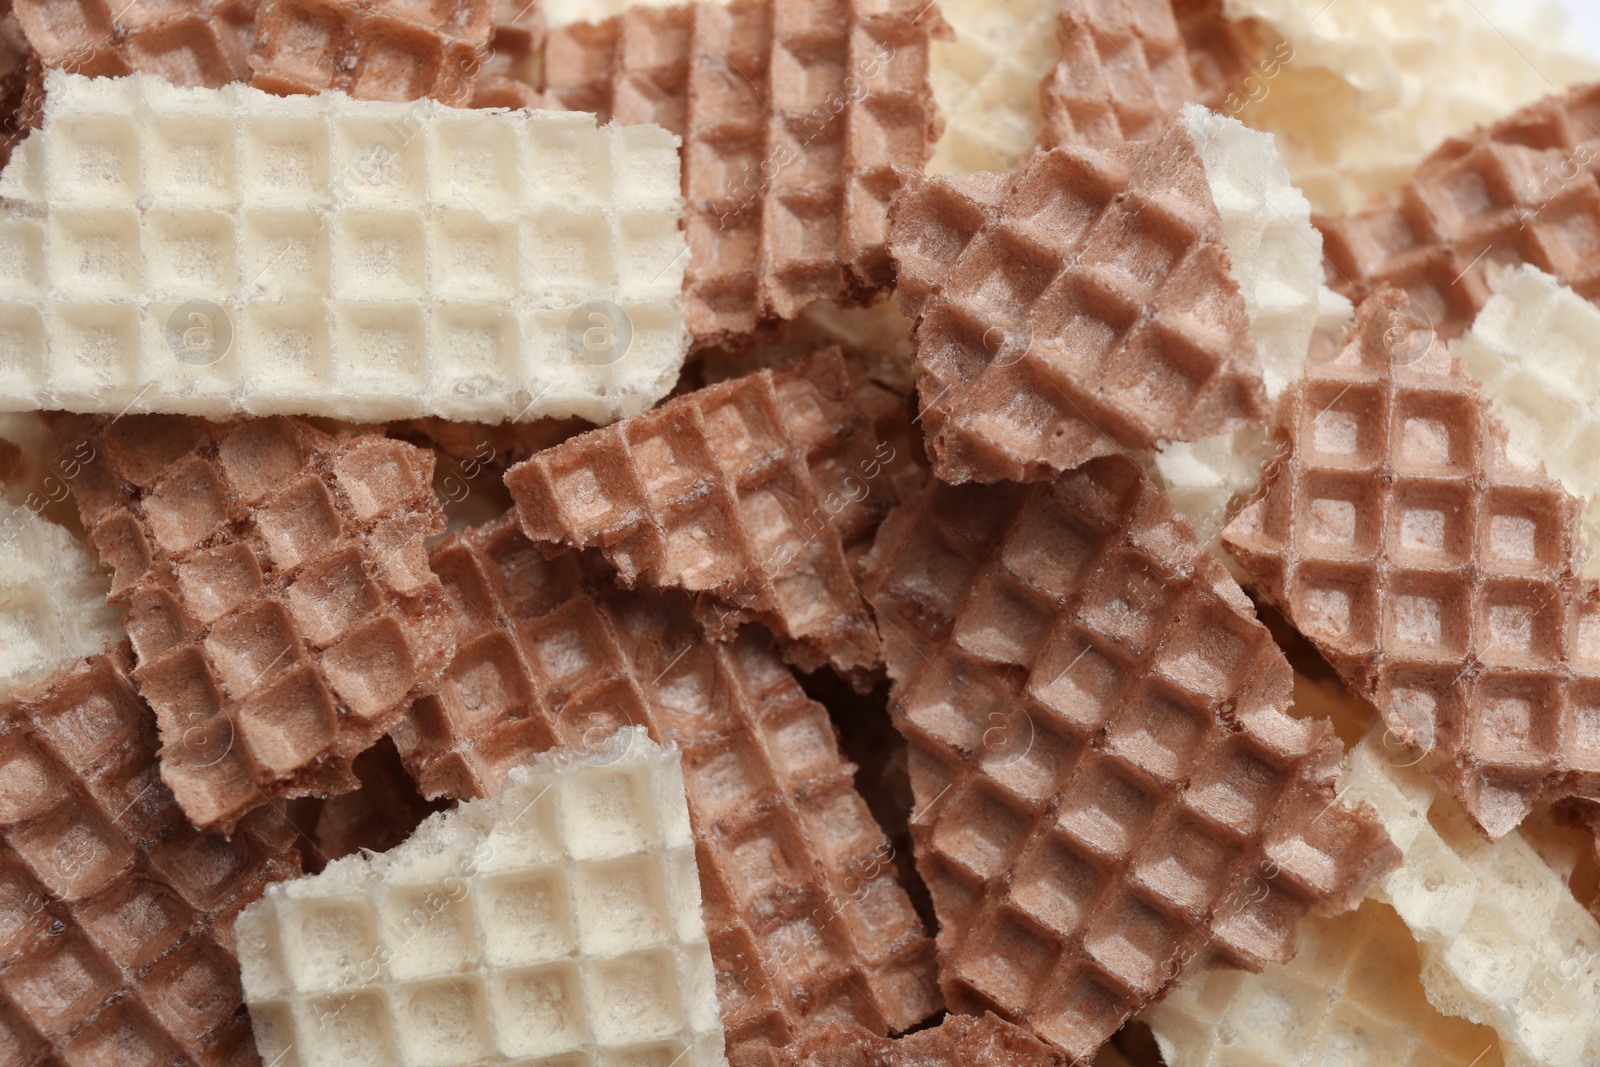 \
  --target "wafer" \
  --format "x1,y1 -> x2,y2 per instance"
504,347 -> 916,681
0,651 -> 301,1065
11,0 -> 260,86
1144,898 -> 1507,1067
538,0 -> 943,347
237,729 -> 729,1067
890,107 -> 1269,485
391,512 -> 940,1047
747,1011 -> 1068,1066
0,3 -> 38,170
1339,726 -> 1600,1067
249,0 -> 491,105
696,297 -> 917,398
861,454 -> 1399,1060
49,412 -> 454,834
469,0 -> 544,109
309,737 -> 448,867
1223,288 -> 1600,838
1225,0 -> 1599,215
0,71 -> 689,424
